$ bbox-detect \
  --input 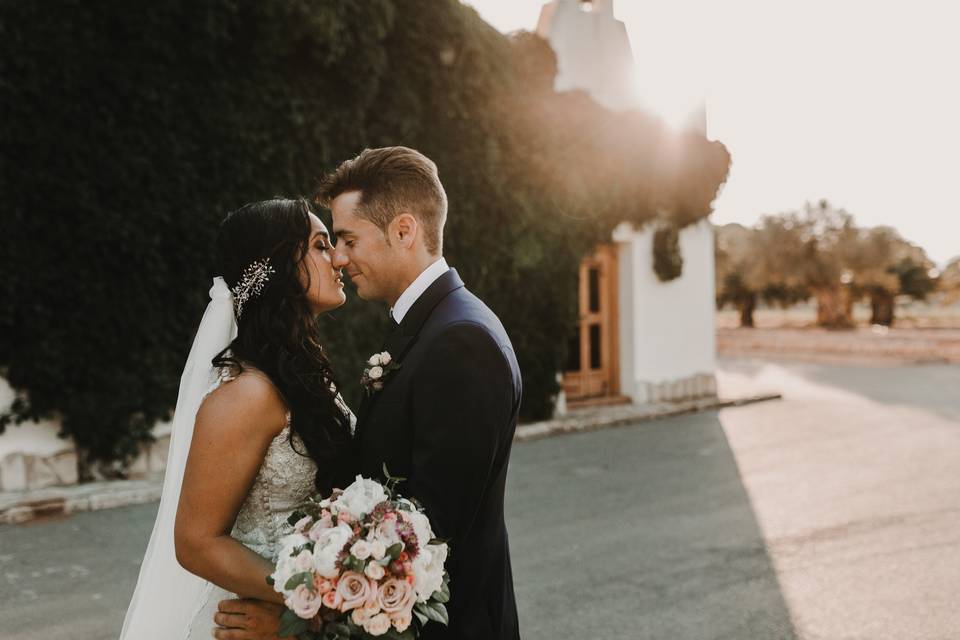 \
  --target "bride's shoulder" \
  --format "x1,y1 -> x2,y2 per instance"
198,368 -> 289,438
